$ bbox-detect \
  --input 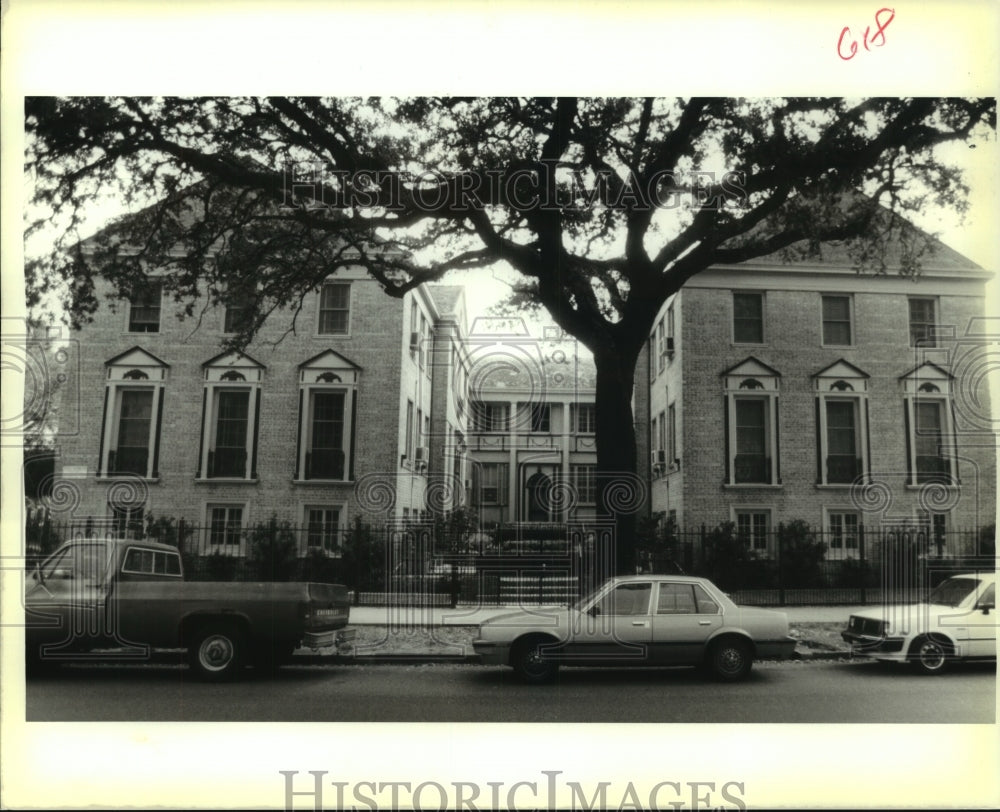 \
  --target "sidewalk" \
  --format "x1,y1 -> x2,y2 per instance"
345,603 -> 864,626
